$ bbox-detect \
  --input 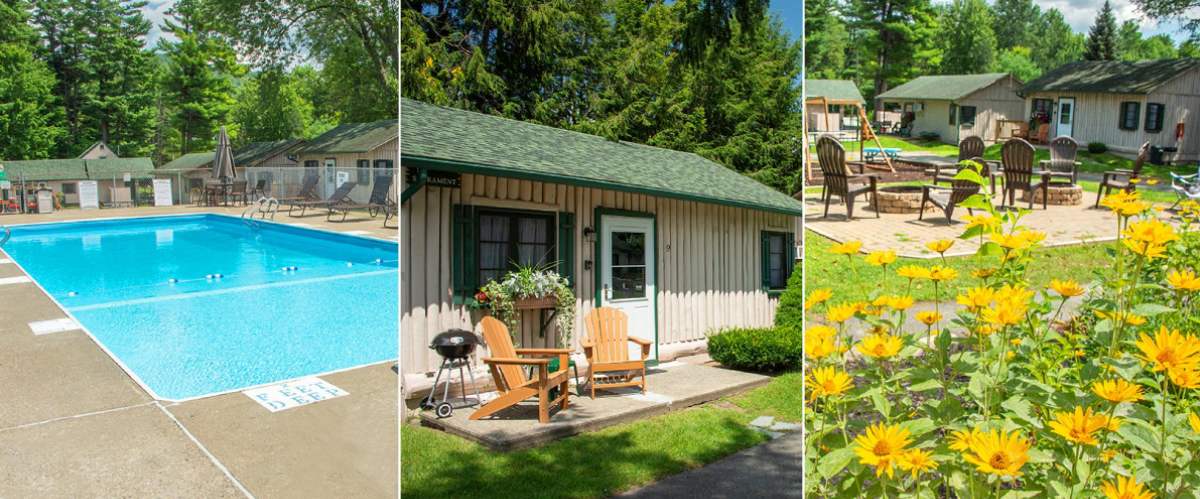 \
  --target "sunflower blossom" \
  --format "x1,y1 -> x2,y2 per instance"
1050,279 -> 1085,298
915,310 -> 941,326
1135,326 -> 1200,372
898,448 -> 937,479
960,429 -> 1031,478
805,366 -> 853,399
829,240 -> 863,255
1168,270 -> 1200,292
805,325 -> 840,360
865,250 -> 897,267
1101,475 -> 1154,499
857,334 -> 902,360
853,422 -> 912,478
1048,406 -> 1113,446
896,265 -> 931,280
1091,379 -> 1144,403
926,239 -> 954,254
826,303 -> 858,323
